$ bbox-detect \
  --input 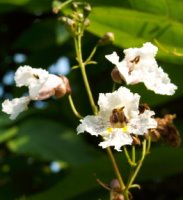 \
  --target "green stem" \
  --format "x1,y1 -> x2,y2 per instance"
85,45 -> 98,65
106,147 -> 125,191
146,136 -> 151,154
126,140 -> 147,190
123,146 -> 136,167
68,95 -> 82,119
132,146 -> 136,163
123,191 -> 130,200
59,0 -> 74,10
74,35 -> 98,115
